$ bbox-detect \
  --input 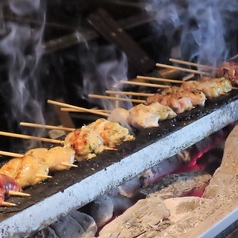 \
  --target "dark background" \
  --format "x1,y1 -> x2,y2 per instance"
0,0 -> 238,151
